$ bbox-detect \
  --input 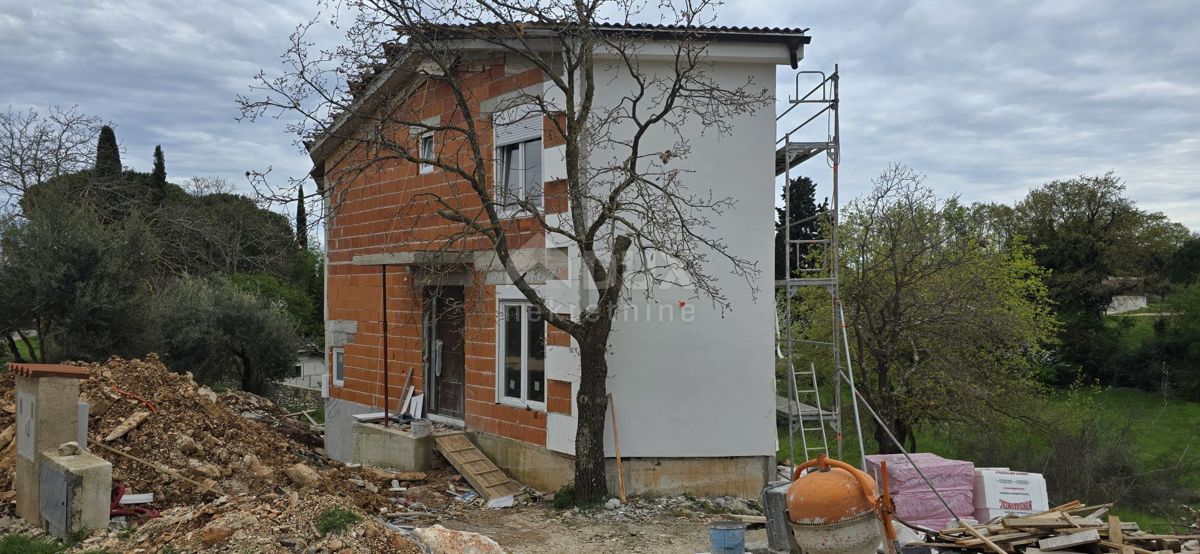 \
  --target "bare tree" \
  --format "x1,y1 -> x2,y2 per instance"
0,105 -> 105,209
240,0 -> 770,501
